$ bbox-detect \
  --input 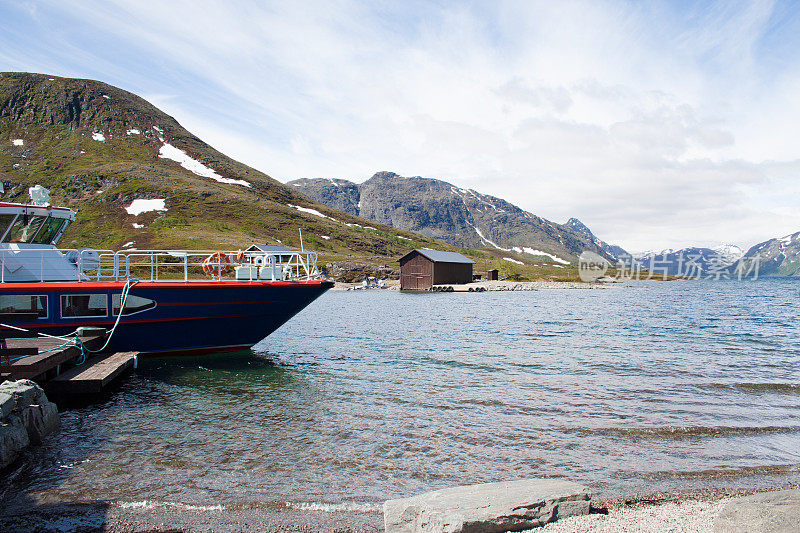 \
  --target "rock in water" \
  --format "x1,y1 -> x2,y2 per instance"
0,416 -> 30,469
383,478 -> 591,532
